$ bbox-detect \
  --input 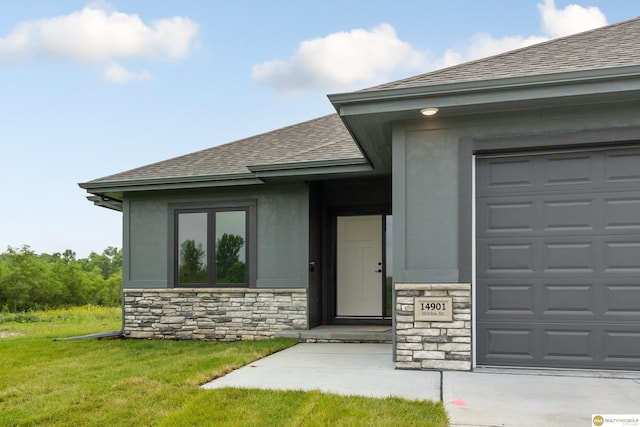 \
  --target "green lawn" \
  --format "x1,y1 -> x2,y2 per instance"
0,307 -> 448,426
